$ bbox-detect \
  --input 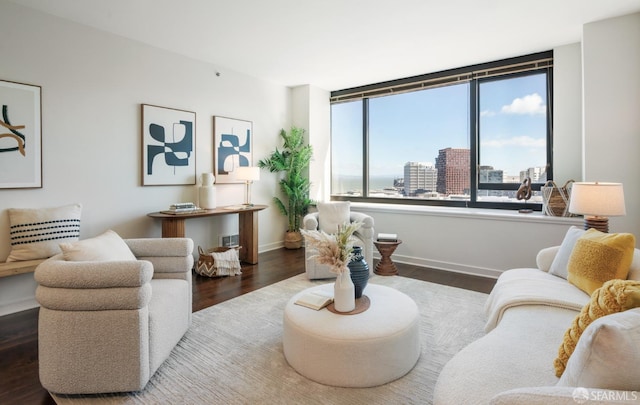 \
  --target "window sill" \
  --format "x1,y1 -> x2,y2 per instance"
350,202 -> 584,226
